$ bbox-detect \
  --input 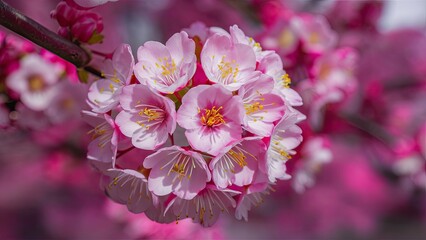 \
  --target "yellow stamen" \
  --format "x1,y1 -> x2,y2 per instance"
200,106 -> 226,127
244,102 -> 264,115
28,75 -> 45,92
281,74 -> 291,88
